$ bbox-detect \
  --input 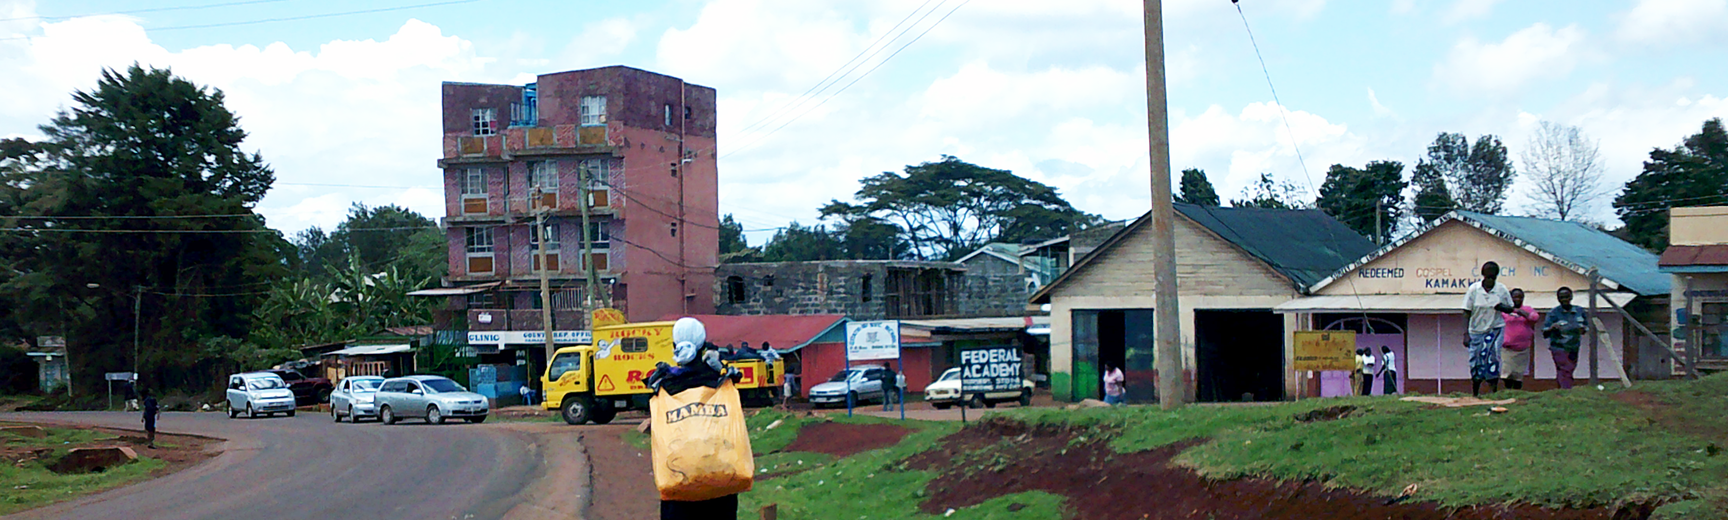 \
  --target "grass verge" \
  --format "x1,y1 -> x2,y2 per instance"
0,426 -> 168,515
